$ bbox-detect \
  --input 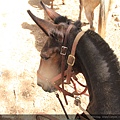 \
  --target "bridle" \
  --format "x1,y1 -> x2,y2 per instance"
37,24 -> 88,105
